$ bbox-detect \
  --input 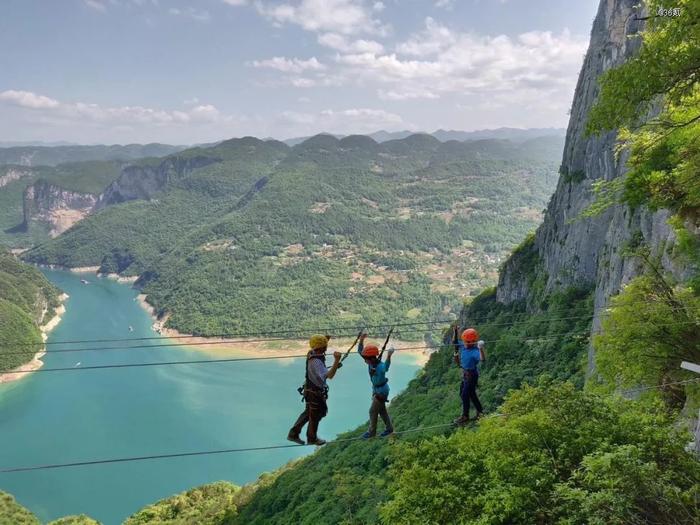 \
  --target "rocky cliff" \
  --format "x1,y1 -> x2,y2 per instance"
96,155 -> 219,207
0,167 -> 33,188
18,154 -> 222,237
494,0 -> 687,373
22,180 -> 98,237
